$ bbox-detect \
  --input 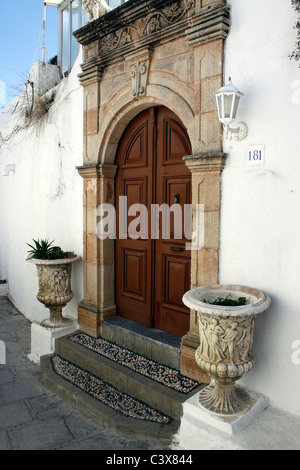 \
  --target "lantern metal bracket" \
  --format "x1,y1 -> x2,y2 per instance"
224,122 -> 248,141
